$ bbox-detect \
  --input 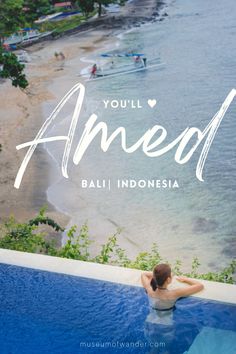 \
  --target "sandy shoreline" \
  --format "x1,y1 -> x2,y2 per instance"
0,30 -> 113,224
0,0 -> 167,241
